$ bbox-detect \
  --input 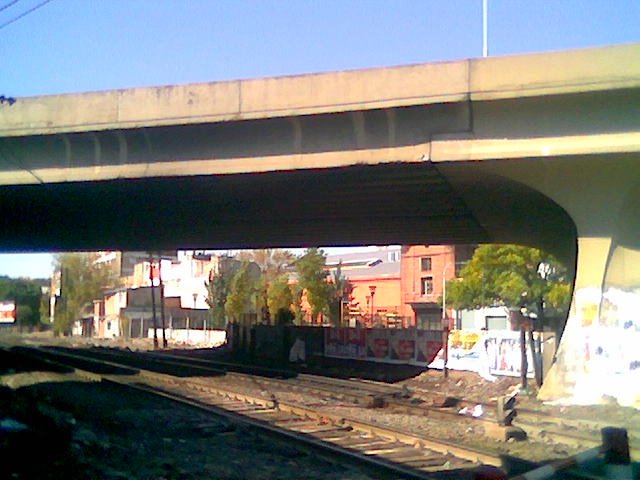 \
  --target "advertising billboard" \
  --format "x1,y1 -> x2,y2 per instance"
324,327 -> 441,366
324,327 -> 366,359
